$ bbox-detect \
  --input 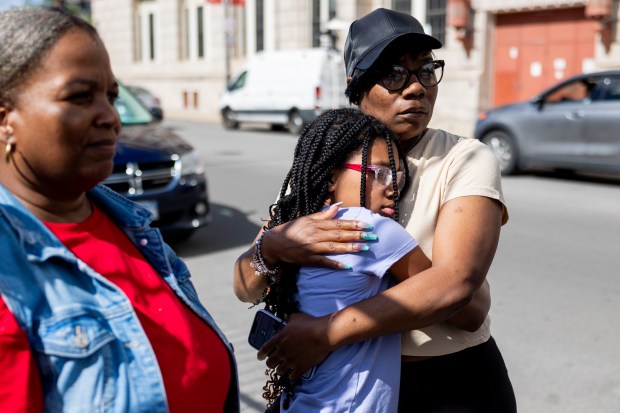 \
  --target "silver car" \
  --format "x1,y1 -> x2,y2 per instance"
475,70 -> 620,176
